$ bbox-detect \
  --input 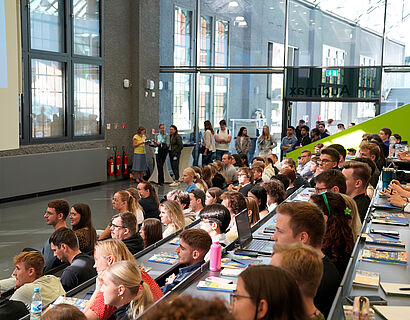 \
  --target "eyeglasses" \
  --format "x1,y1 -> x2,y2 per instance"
318,191 -> 331,217
315,186 -> 329,193
229,292 -> 254,305
318,159 -> 334,164
110,223 -> 125,229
